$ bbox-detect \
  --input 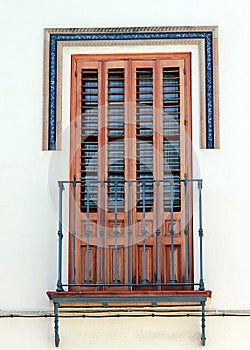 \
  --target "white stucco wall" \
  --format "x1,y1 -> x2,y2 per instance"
1,0 -> 250,348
